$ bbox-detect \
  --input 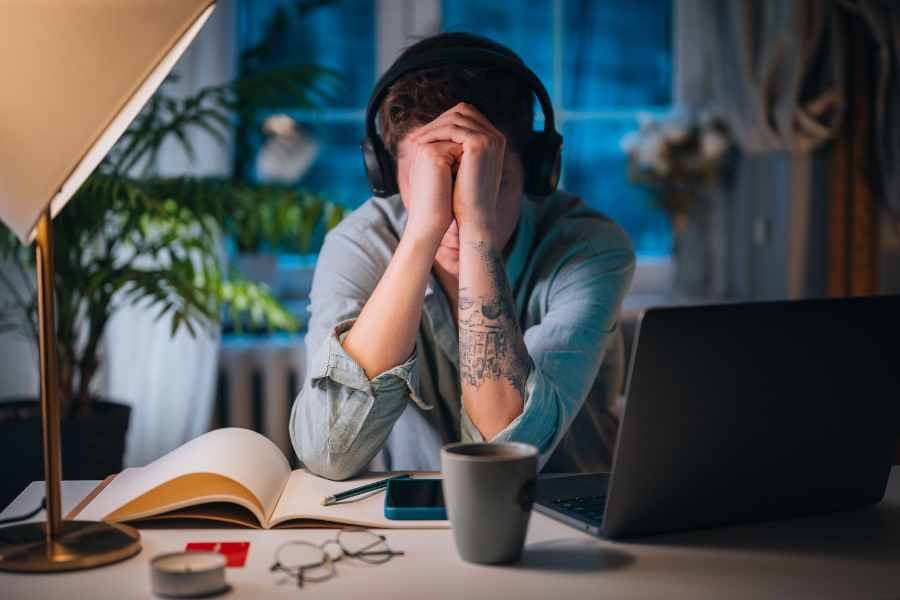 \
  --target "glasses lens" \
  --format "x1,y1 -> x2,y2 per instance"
337,529 -> 394,564
274,542 -> 335,582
